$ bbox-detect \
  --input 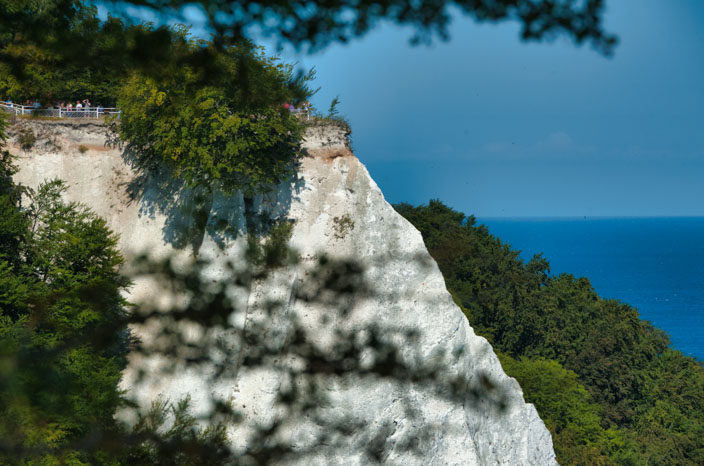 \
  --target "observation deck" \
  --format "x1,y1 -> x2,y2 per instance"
1,102 -> 120,119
